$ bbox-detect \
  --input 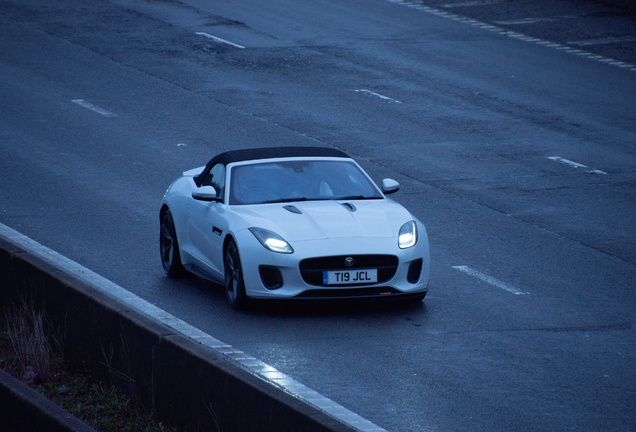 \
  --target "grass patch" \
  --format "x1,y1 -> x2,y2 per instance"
3,298 -> 59,382
1,301 -> 176,432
